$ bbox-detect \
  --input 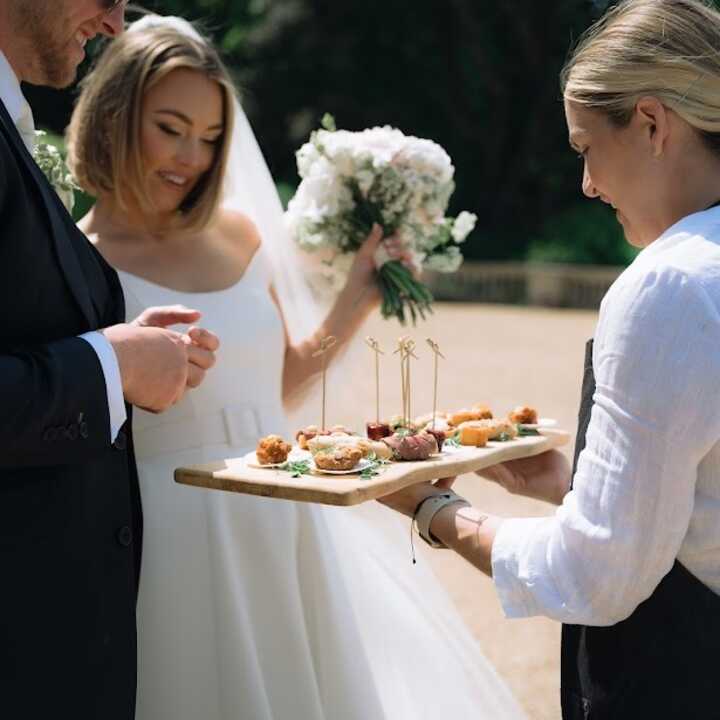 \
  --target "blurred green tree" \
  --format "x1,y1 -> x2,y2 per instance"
151,0 -> 600,261
27,0 -> 671,265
